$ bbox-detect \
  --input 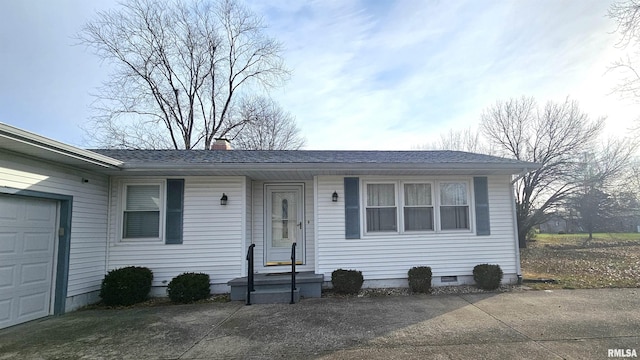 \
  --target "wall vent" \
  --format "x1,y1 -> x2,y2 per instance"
441,276 -> 458,283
